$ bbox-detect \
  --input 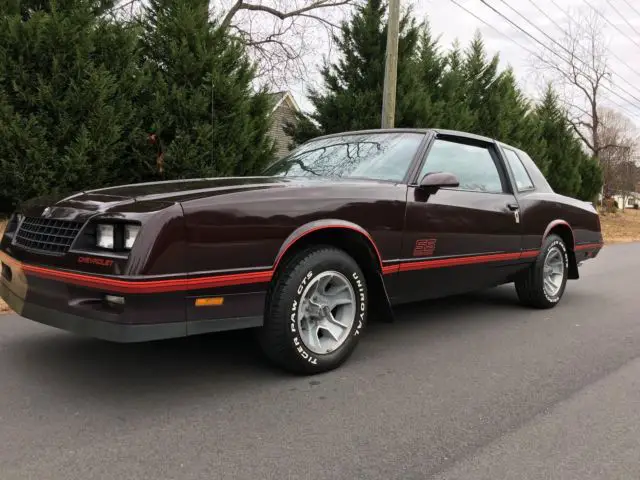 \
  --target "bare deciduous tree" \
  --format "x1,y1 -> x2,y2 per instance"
597,108 -> 639,206
222,0 -> 360,89
532,9 -> 617,160
110,0 -> 358,89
